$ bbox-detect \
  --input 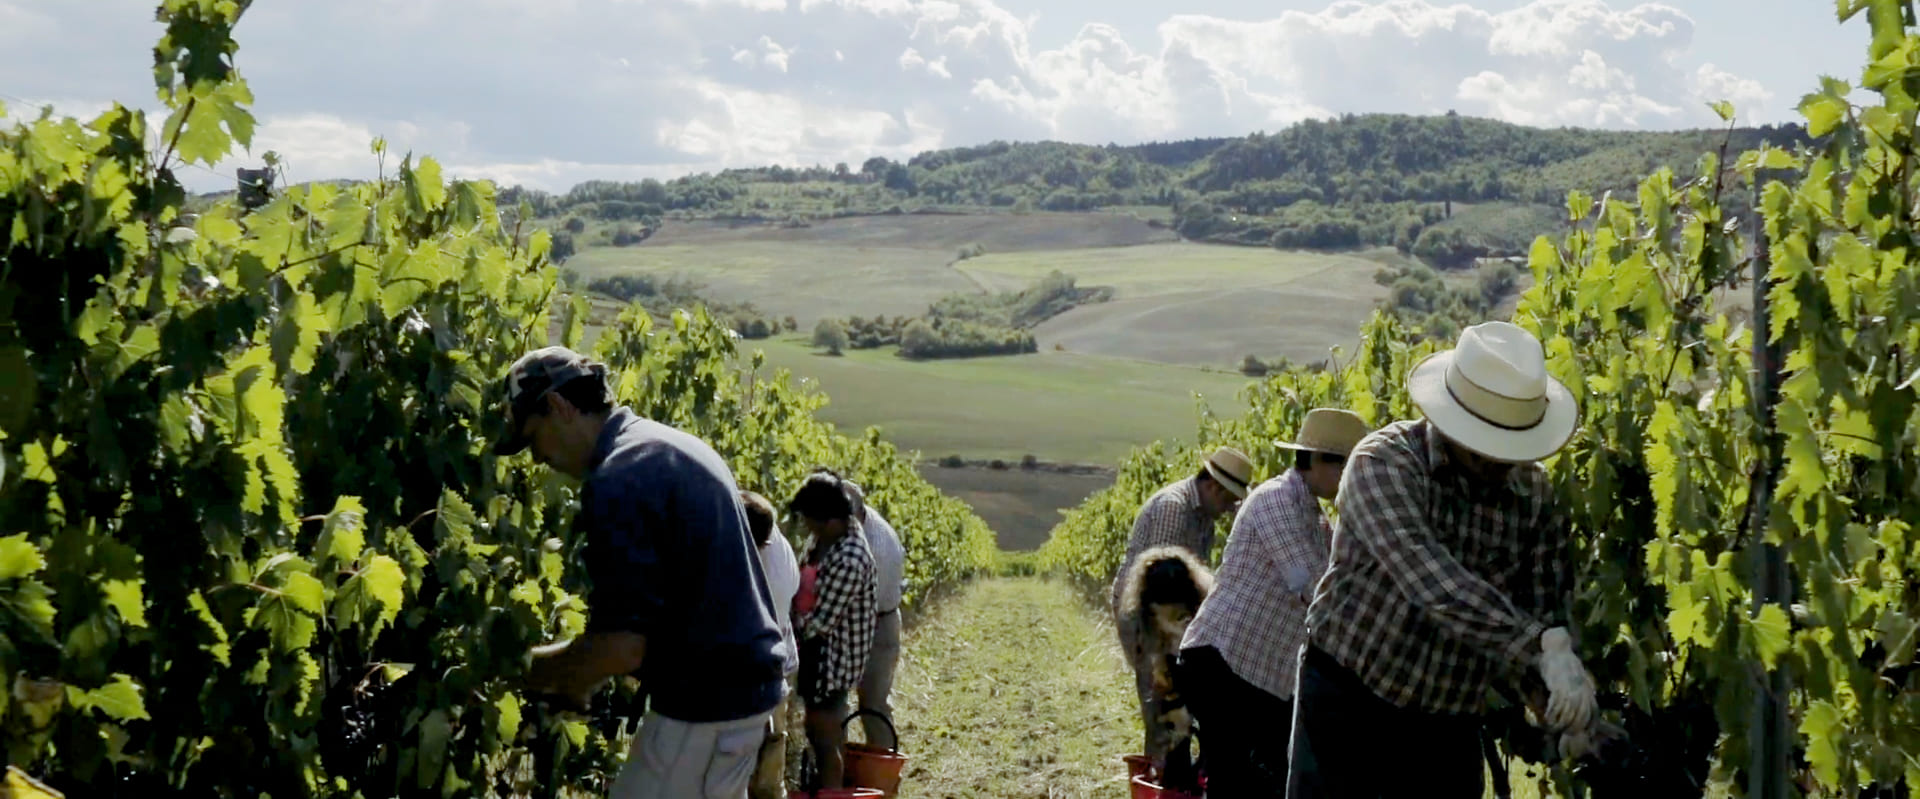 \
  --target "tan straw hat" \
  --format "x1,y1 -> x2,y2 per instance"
1202,446 -> 1255,499
1276,408 -> 1370,457
1406,321 -> 1577,463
